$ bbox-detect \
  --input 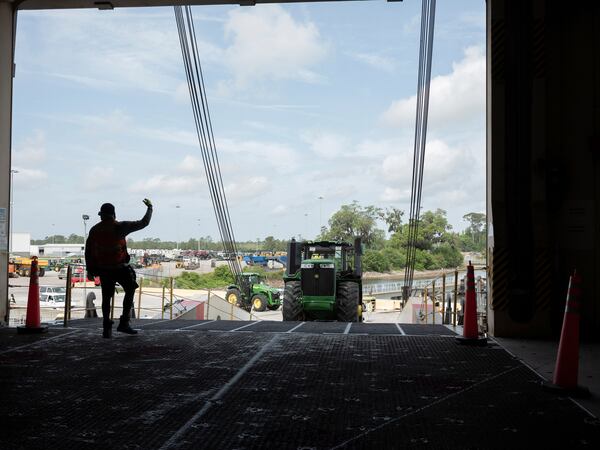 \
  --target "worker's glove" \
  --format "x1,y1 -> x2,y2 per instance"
143,198 -> 153,208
